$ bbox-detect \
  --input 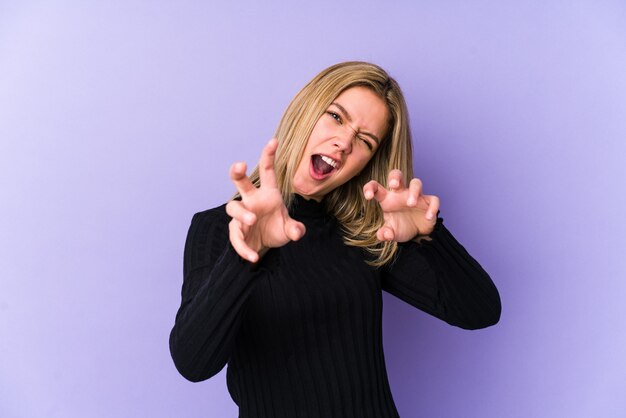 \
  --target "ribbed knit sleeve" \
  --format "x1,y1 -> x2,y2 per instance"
382,216 -> 501,330
169,206 -> 263,382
